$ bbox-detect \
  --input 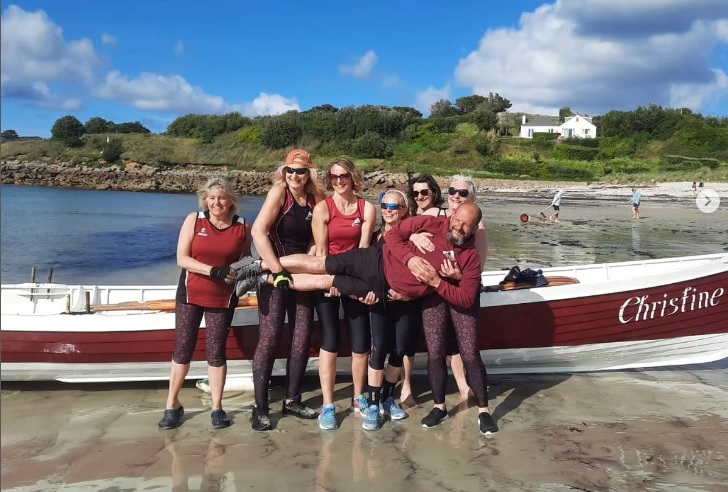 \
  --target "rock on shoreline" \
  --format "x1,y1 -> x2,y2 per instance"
2,159 -> 721,202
